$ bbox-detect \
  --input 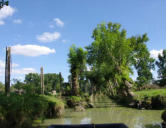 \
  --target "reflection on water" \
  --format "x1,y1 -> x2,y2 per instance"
41,107 -> 163,128
80,118 -> 91,124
